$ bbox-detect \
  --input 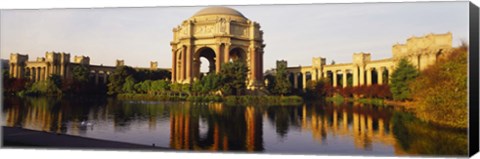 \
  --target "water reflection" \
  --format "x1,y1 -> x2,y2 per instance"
168,103 -> 264,151
298,103 -> 395,150
2,96 -> 467,156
